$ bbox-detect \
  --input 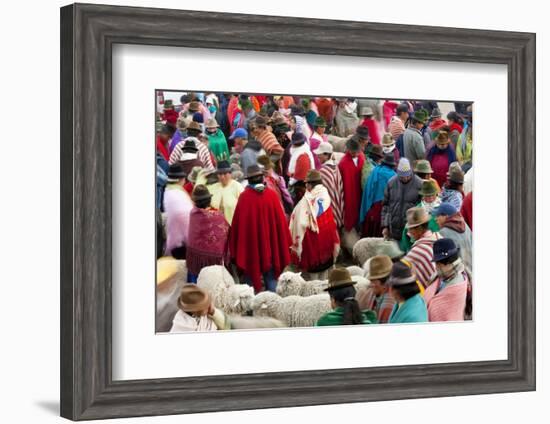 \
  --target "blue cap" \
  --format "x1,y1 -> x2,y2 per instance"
432,238 -> 460,262
229,128 -> 248,140
433,202 -> 458,217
